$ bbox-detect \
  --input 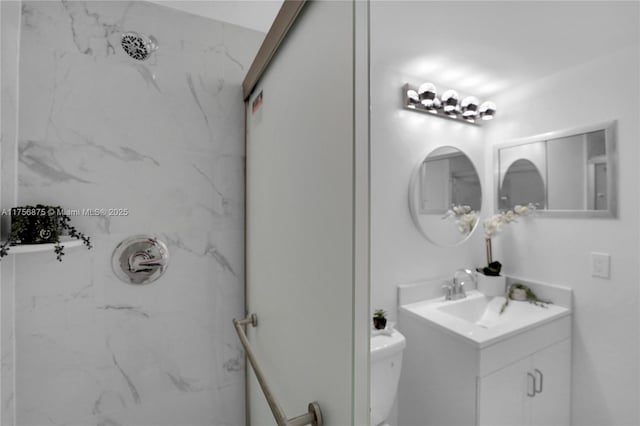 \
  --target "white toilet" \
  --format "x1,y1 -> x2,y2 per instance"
370,328 -> 406,426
